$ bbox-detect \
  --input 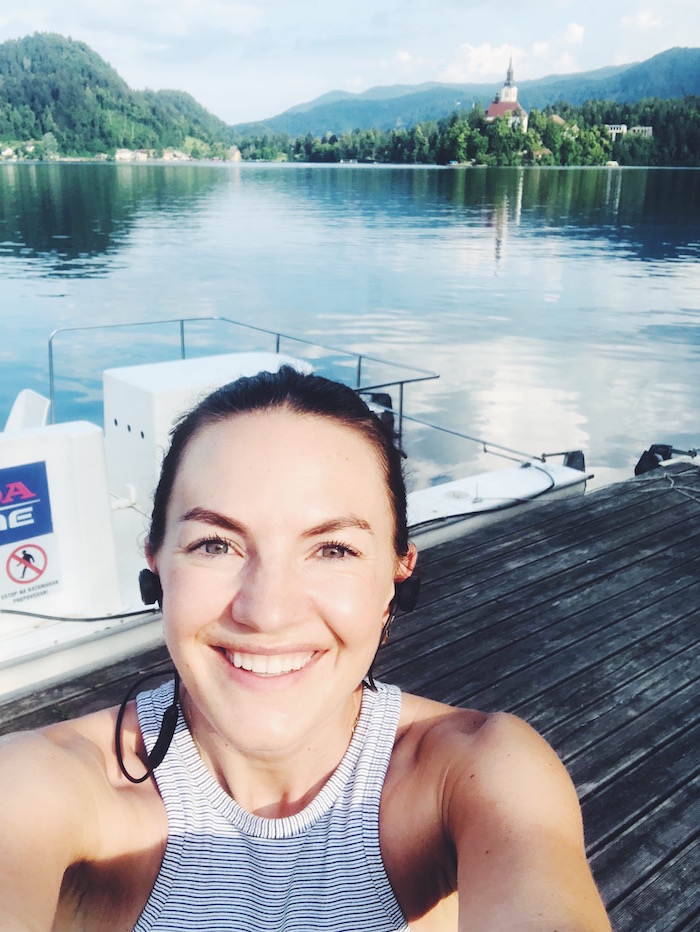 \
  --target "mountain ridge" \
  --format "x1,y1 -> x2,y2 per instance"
233,47 -> 700,137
